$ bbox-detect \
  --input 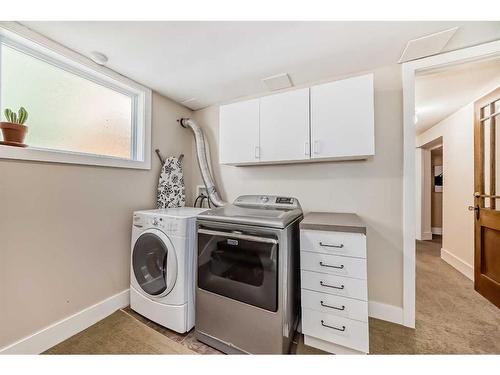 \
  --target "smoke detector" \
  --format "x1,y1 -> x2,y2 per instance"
89,51 -> 108,65
262,73 -> 293,91
399,27 -> 459,63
